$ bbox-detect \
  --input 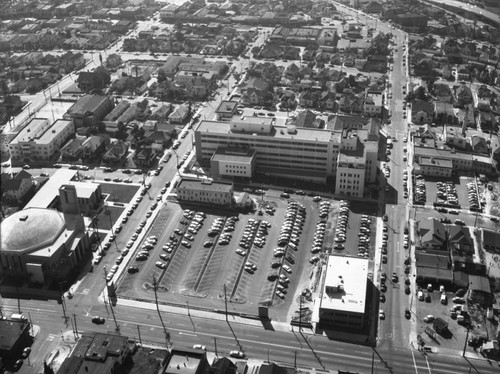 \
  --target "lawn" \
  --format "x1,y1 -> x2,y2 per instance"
100,183 -> 141,204
93,206 -> 125,231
